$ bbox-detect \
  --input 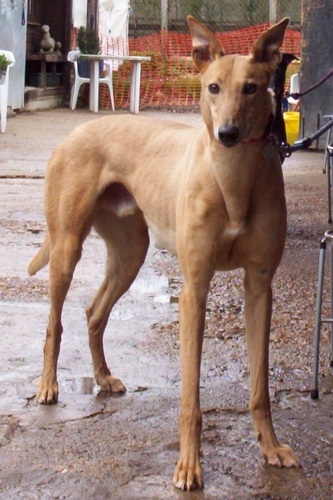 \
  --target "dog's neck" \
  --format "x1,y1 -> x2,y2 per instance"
241,113 -> 275,144
206,120 -> 277,229
241,135 -> 267,144
210,141 -> 263,226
